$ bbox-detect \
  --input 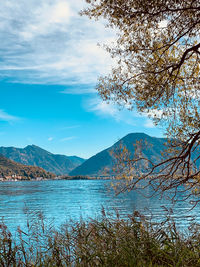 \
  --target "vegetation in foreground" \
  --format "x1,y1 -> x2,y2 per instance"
1,210 -> 200,267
